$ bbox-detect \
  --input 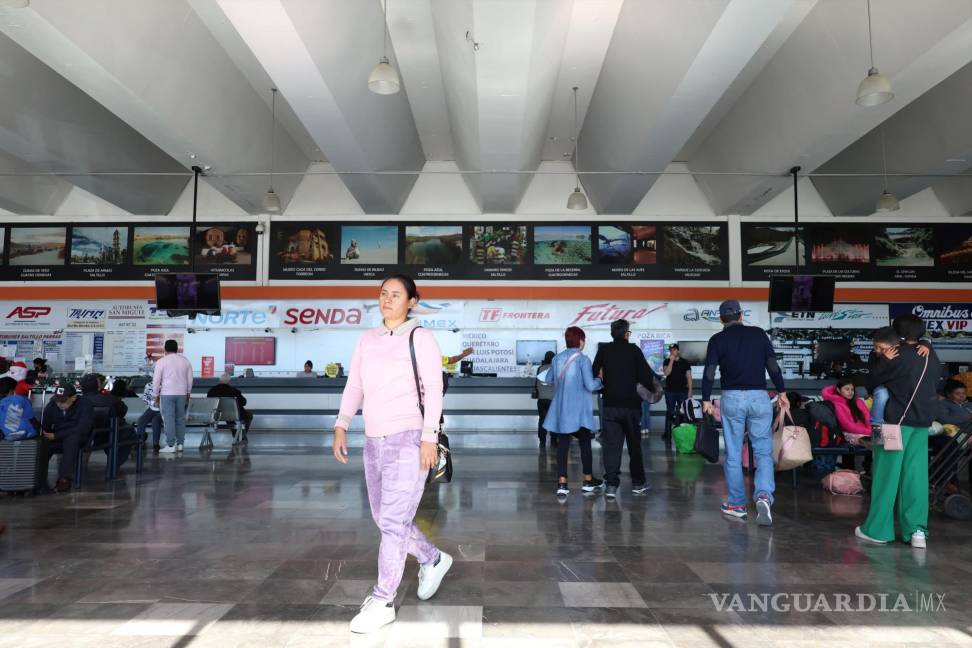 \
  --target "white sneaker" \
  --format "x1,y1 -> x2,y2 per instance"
349,596 -> 395,634
910,530 -> 927,549
175,444 -> 184,452
755,497 -> 773,527
855,526 -> 888,545
158,445 -> 177,455
417,551 -> 453,601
